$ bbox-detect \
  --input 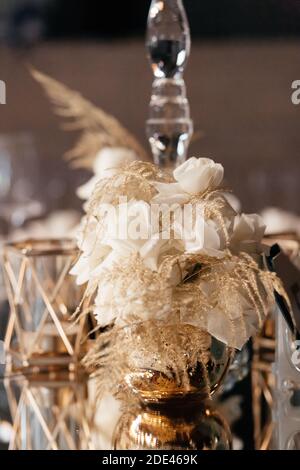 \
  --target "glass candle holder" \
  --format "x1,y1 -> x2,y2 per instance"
2,239 -> 91,371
